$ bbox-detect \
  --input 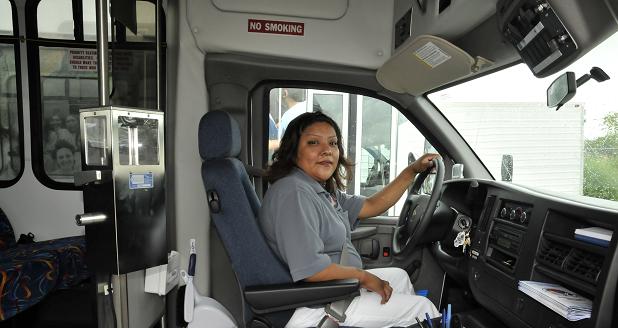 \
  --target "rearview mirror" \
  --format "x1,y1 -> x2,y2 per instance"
547,72 -> 576,108
547,67 -> 610,110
